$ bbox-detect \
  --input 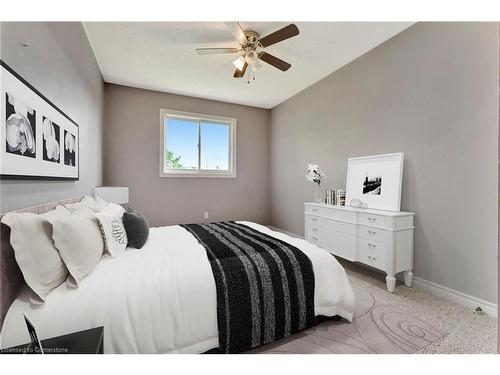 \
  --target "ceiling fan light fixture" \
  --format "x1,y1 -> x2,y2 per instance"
245,51 -> 258,65
252,59 -> 262,72
233,55 -> 246,71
